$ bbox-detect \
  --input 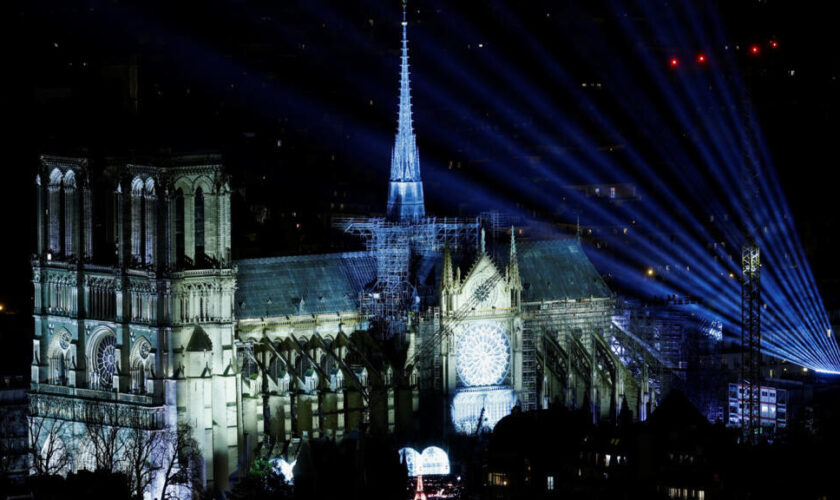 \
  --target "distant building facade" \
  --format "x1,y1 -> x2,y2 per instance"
727,383 -> 787,433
